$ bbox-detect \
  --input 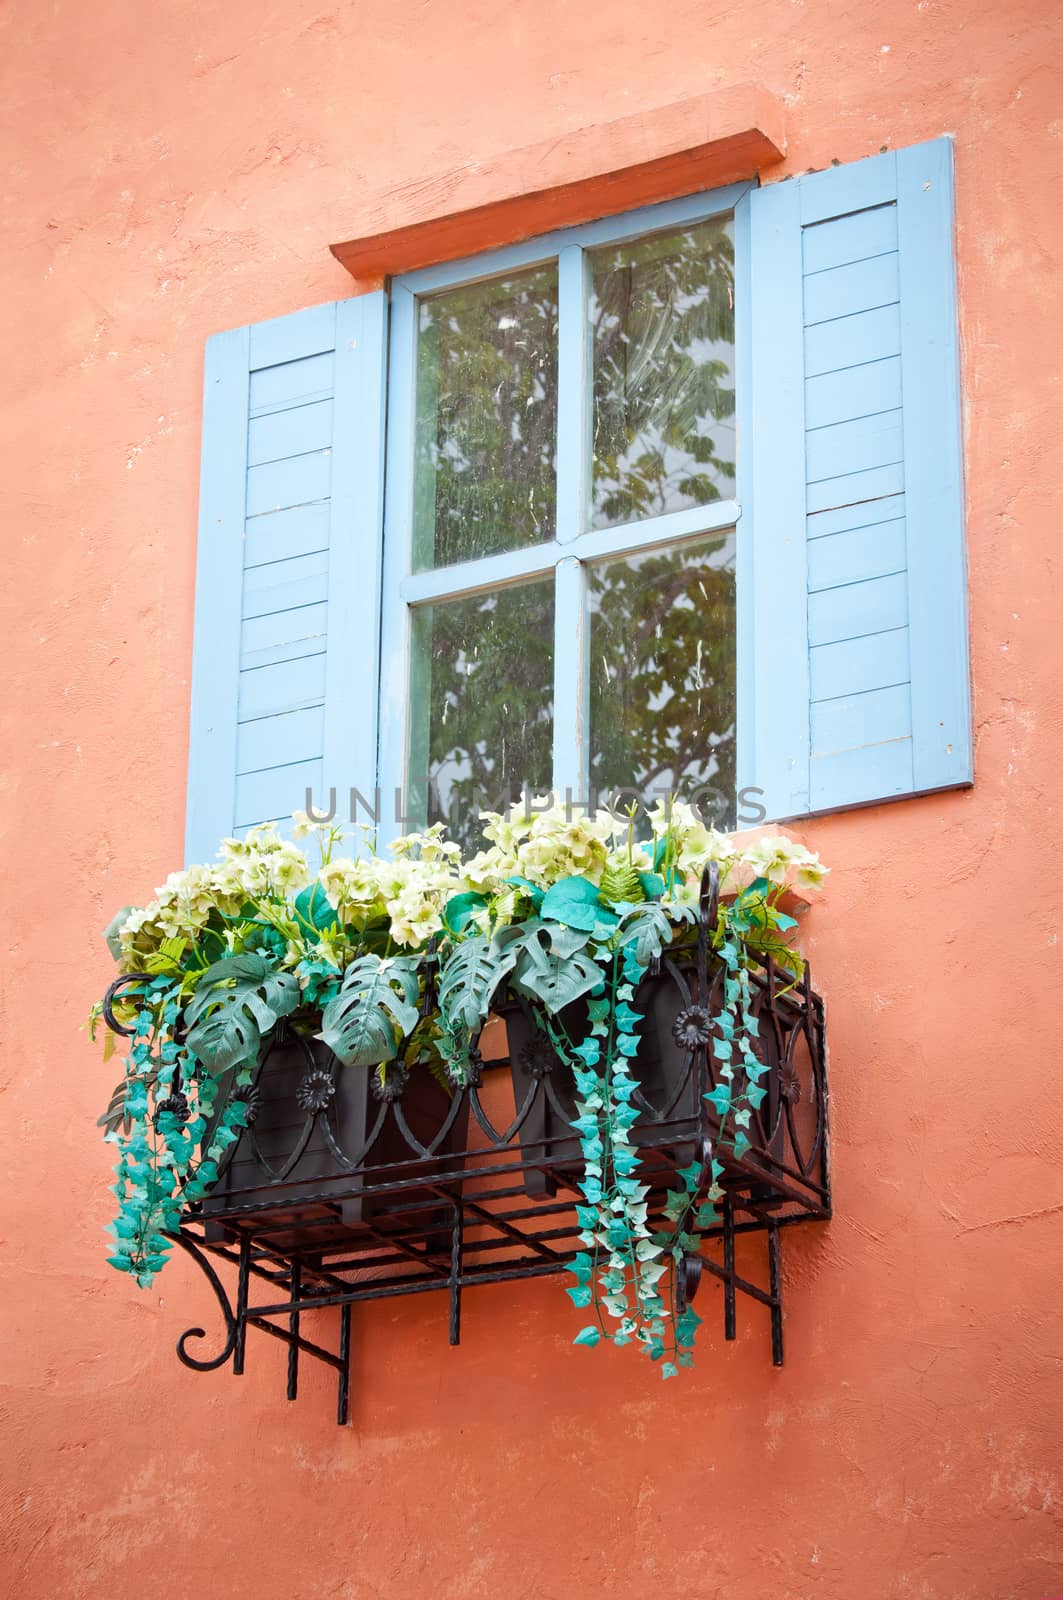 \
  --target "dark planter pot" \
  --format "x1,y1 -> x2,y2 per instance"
200,1025 -> 469,1254
497,958 -> 783,1200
